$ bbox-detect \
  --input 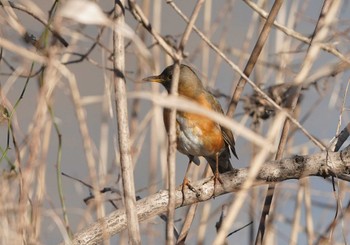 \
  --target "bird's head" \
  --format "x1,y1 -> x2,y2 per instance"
143,64 -> 204,95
